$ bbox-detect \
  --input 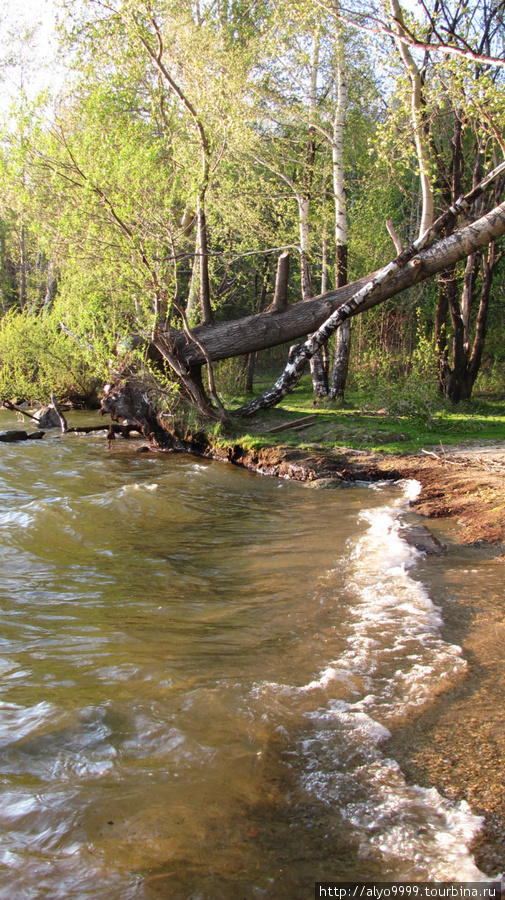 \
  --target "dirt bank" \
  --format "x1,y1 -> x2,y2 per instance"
103,378 -> 505,544
228,441 -> 505,546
